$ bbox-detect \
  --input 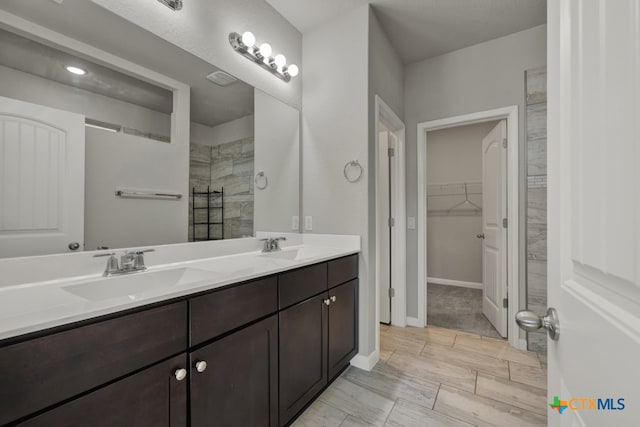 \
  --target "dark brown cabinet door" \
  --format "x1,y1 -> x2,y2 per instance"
190,315 -> 278,427
19,354 -> 188,427
279,293 -> 328,426
328,279 -> 358,379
